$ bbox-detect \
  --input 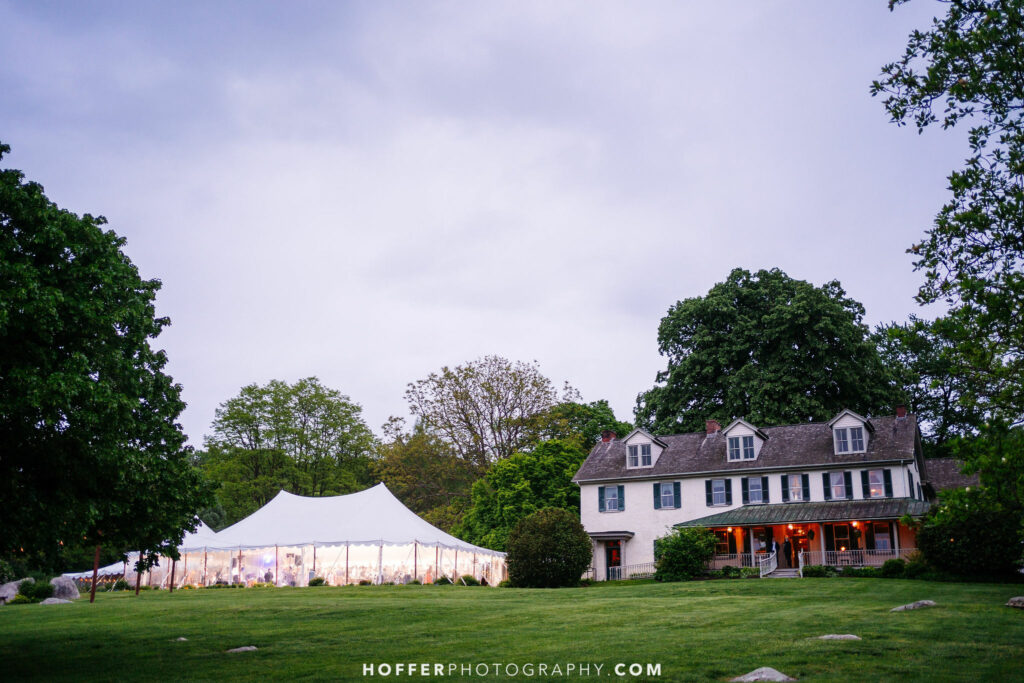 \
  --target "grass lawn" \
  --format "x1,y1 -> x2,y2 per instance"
1,579 -> 1022,681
